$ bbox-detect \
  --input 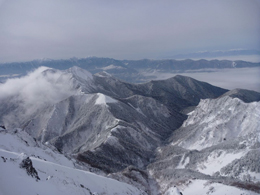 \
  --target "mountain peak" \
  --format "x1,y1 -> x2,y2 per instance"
220,88 -> 260,103
173,74 -> 189,79
95,93 -> 117,105
67,66 -> 93,80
